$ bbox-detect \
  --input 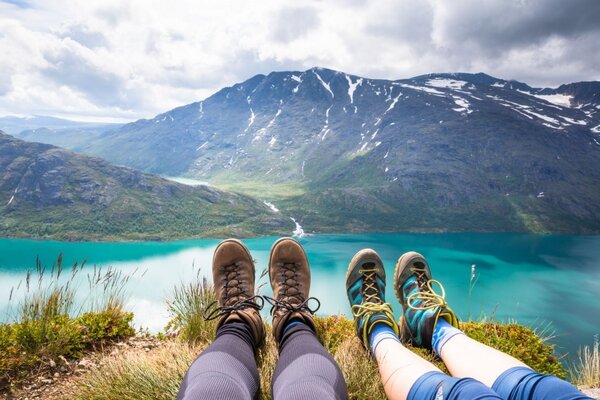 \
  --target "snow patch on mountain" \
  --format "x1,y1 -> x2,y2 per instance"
313,71 -> 334,98
346,75 -> 363,104
397,83 -> 445,97
244,109 -> 256,132
385,93 -> 402,113
492,82 -> 506,88
452,96 -> 472,113
591,125 -> 600,133
196,141 -> 209,151
516,90 -> 572,108
558,116 -> 587,125
426,78 -> 468,90
525,110 -> 560,125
